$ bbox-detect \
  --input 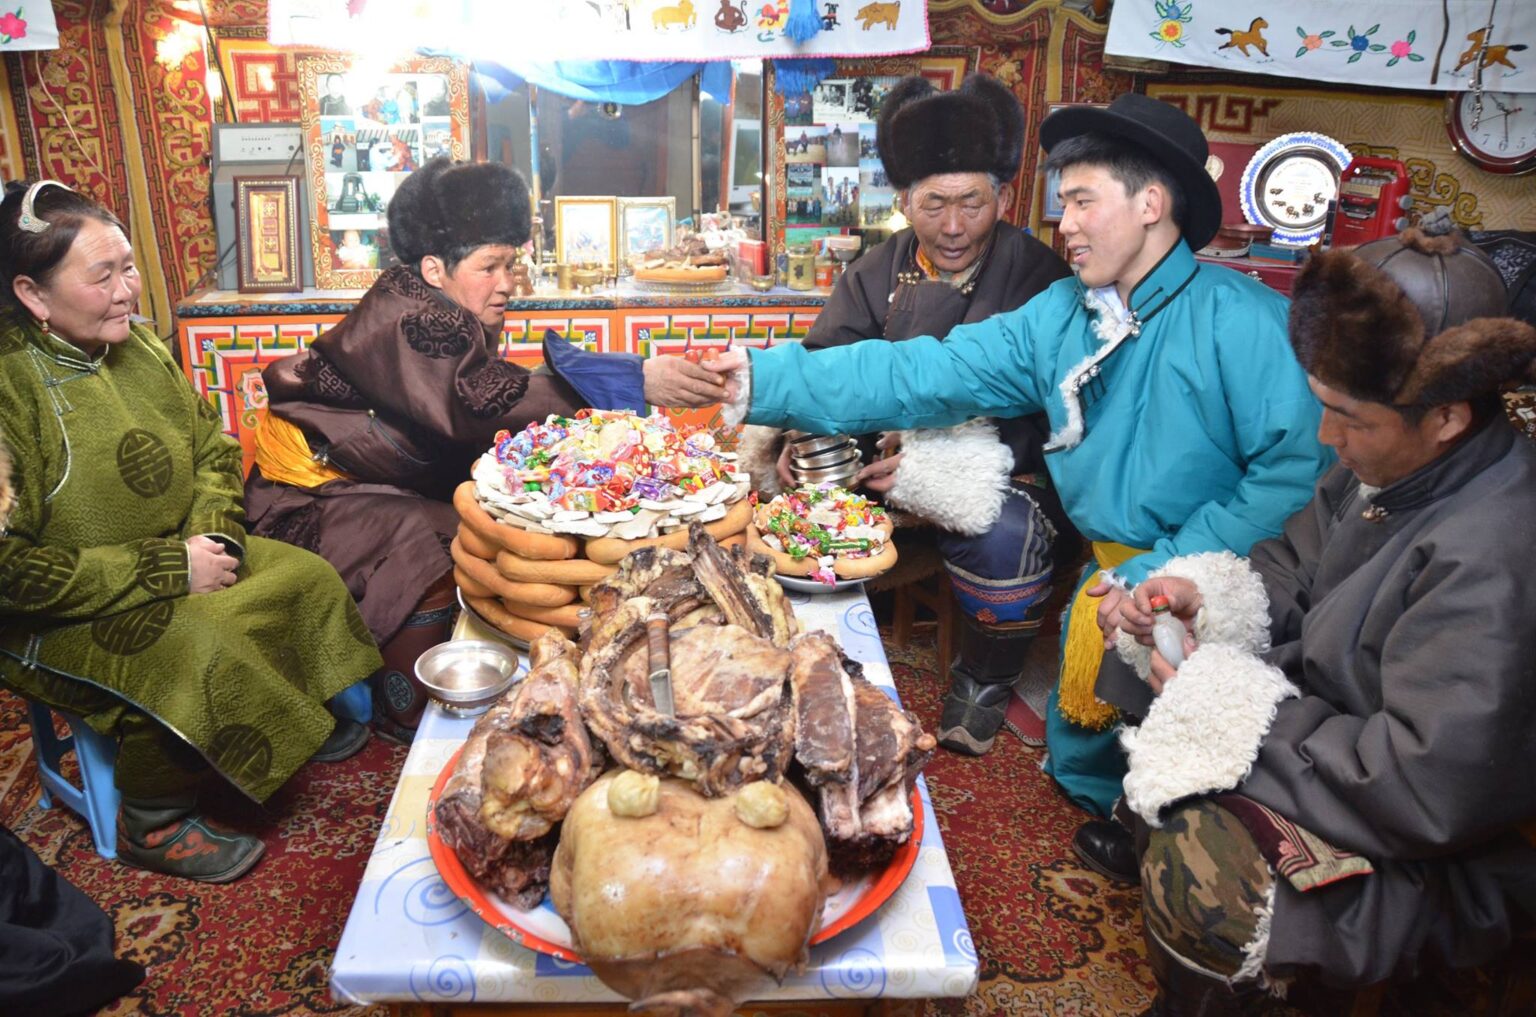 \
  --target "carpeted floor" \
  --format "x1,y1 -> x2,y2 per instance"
5,629 -> 1502,1016
0,627 -> 1158,1016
